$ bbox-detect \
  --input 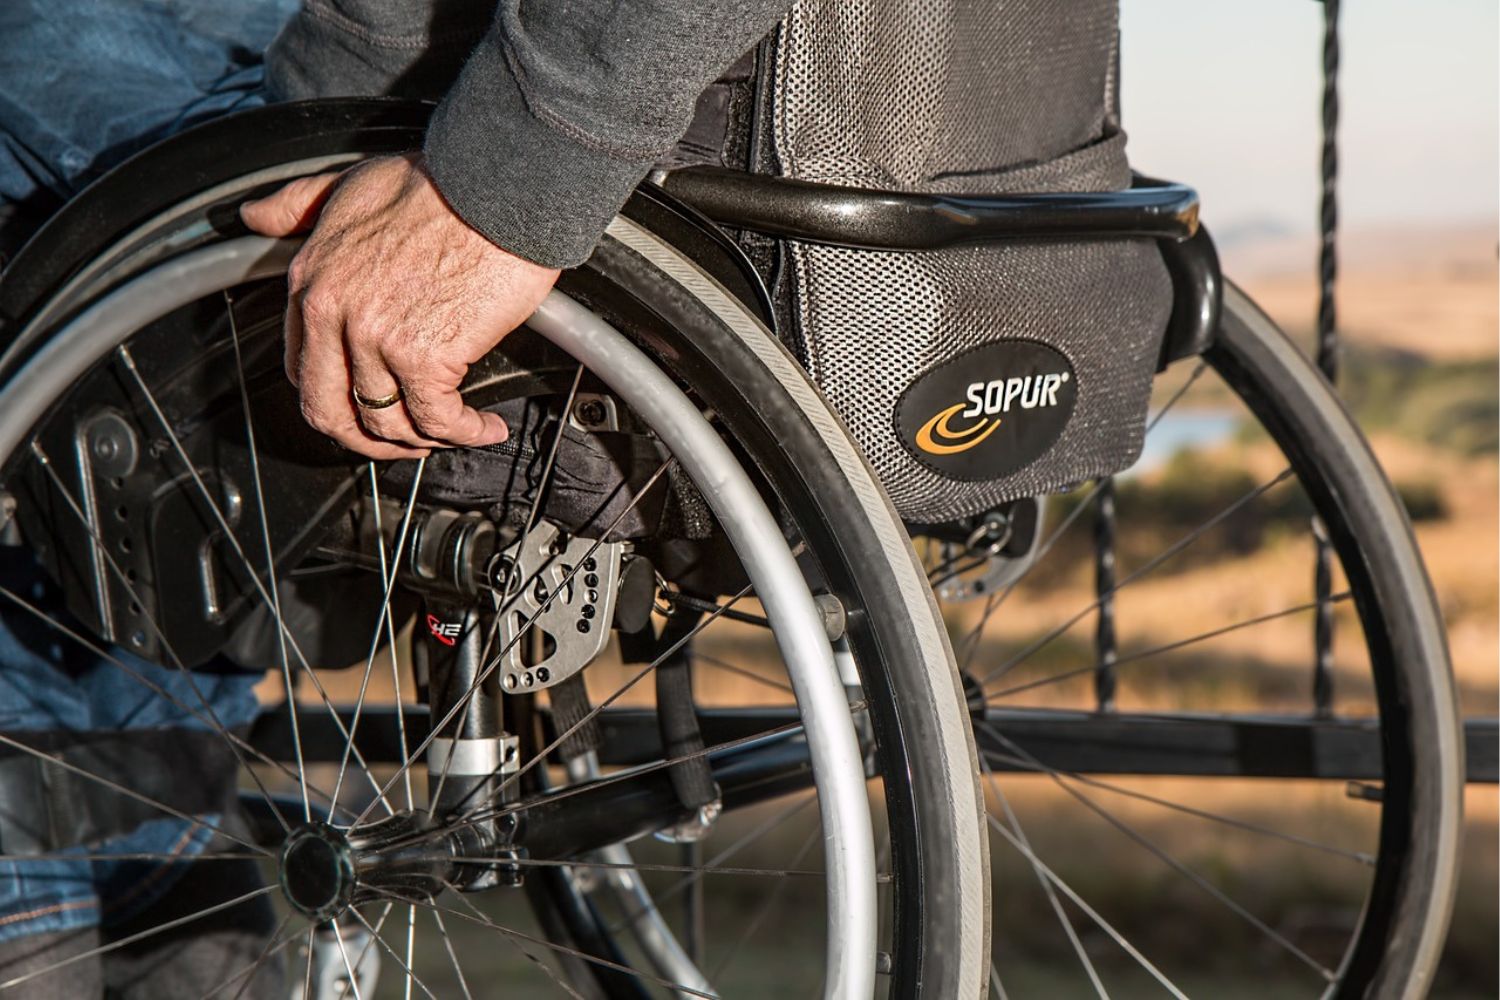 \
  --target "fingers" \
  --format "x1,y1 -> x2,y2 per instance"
346,339 -> 448,450
287,279 -> 500,457
398,368 -> 509,448
291,291 -> 428,461
240,172 -> 343,237
282,293 -> 305,387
